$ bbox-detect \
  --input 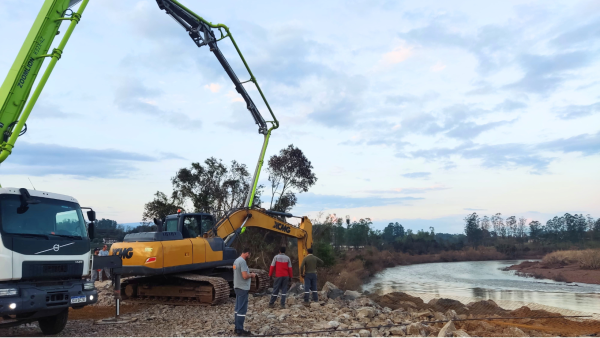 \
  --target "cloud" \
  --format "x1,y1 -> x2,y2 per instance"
539,131 -> 600,156
364,184 -> 449,194
307,74 -> 368,127
550,17 -> 600,48
555,102 -> 600,120
204,83 -> 222,93
430,62 -> 446,72
444,120 -> 513,140
494,100 -> 527,112
33,102 -> 77,119
464,208 -> 486,211
401,172 -> 431,179
381,45 -> 414,65
113,78 -> 202,130
296,192 -> 422,211
2,142 -> 154,178
505,51 -> 595,94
